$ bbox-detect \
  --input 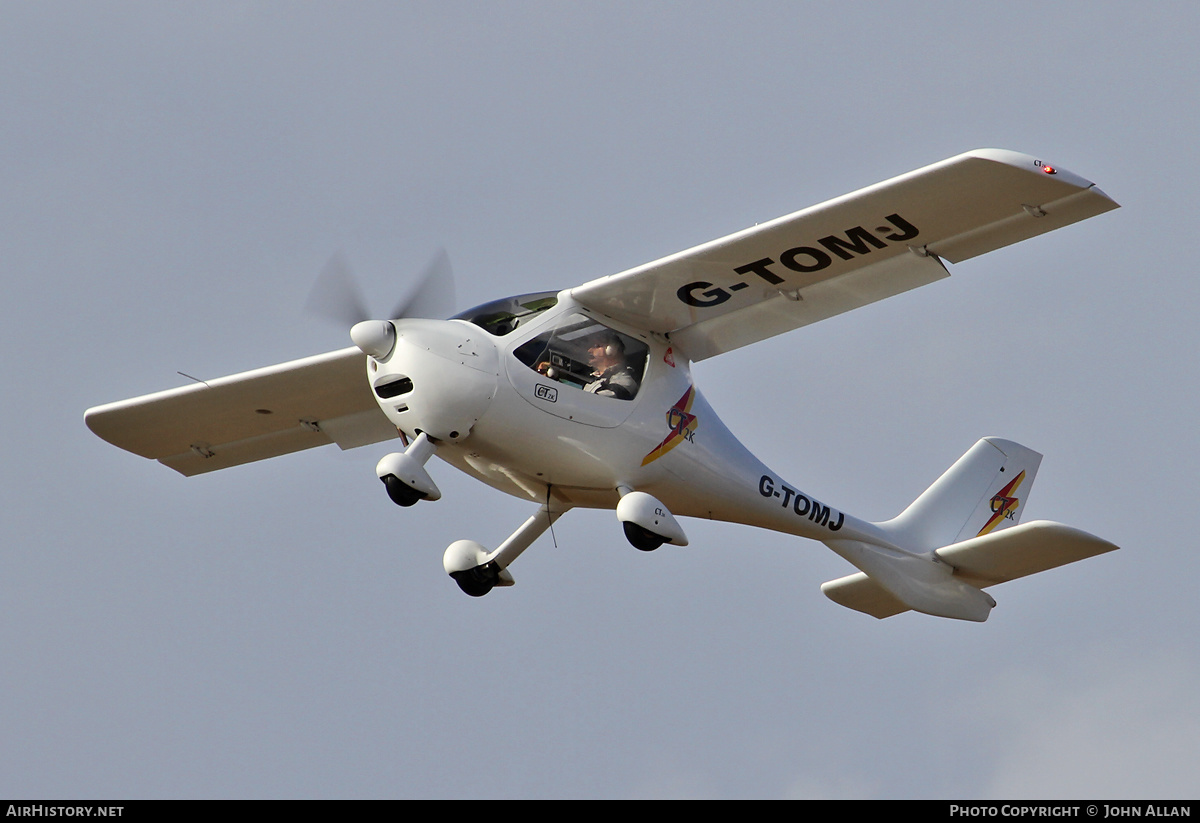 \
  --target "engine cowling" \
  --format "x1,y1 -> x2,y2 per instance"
366,319 -> 500,443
